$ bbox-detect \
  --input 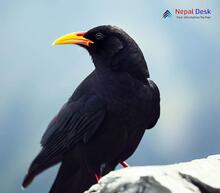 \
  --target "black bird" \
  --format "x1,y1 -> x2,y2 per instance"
22,25 -> 160,193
